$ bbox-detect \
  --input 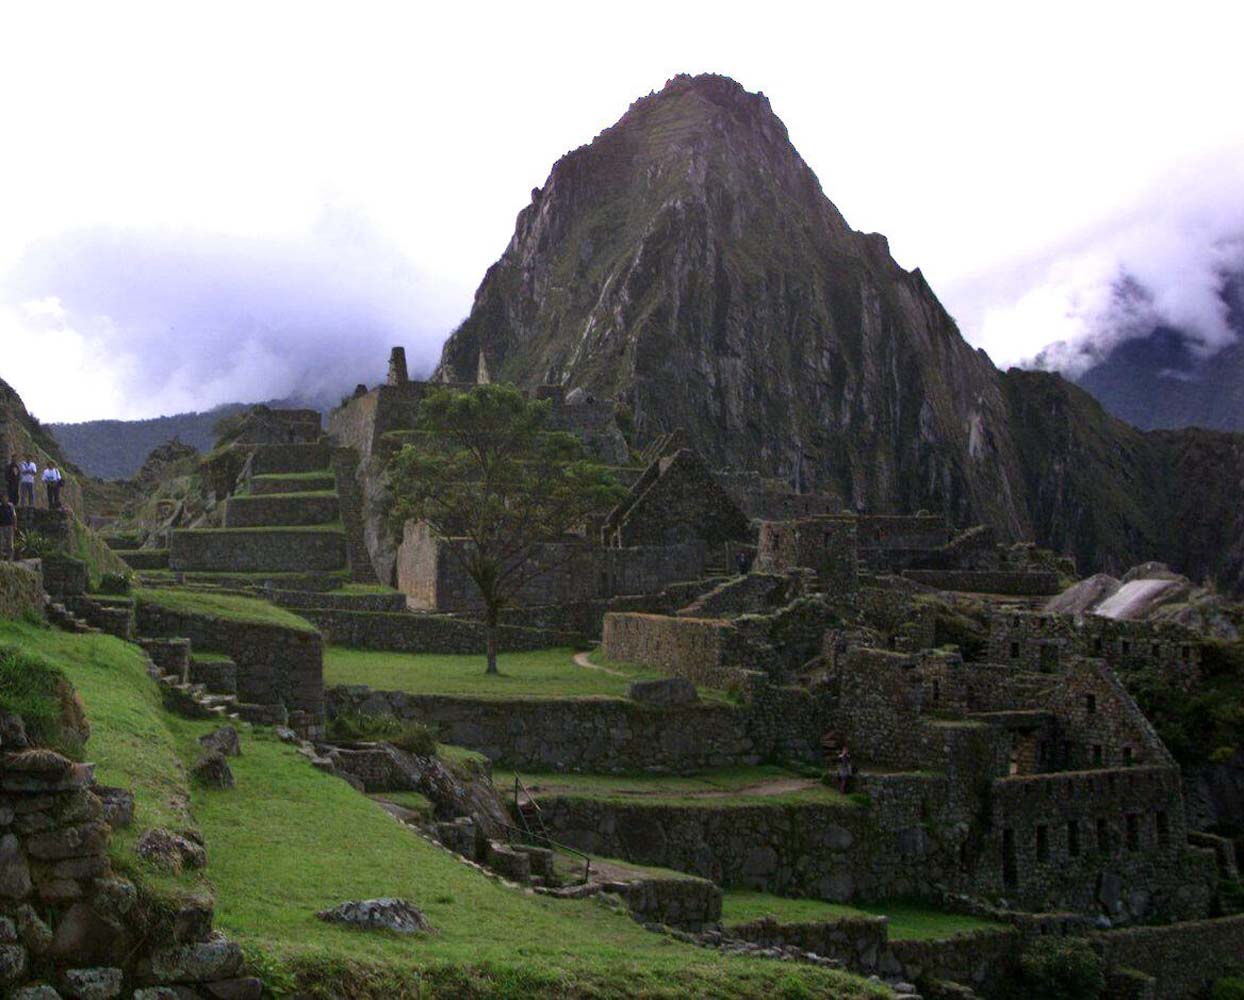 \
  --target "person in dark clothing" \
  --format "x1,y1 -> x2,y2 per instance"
0,496 -> 15,561
3,457 -> 18,506
735,550 -> 749,576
